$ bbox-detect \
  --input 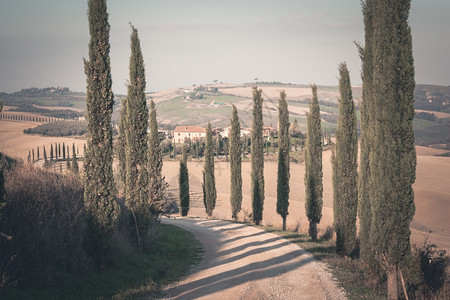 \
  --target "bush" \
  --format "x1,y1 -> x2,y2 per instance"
0,163 -> 86,287
406,240 -> 449,299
